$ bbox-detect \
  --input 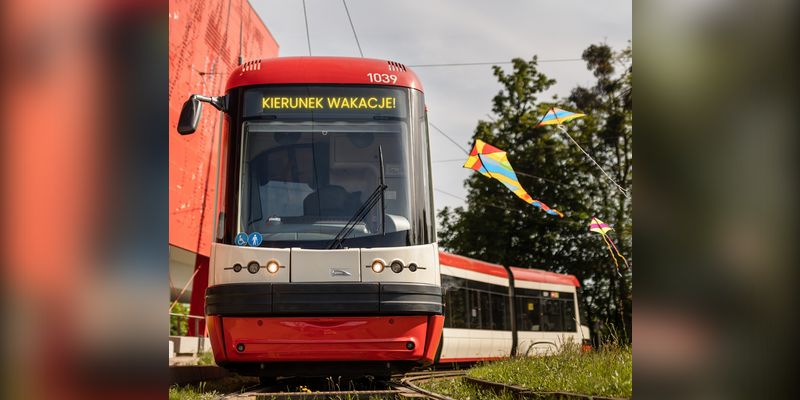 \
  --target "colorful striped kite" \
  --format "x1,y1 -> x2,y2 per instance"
463,139 -> 564,218
536,107 -> 586,127
589,217 -> 630,275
